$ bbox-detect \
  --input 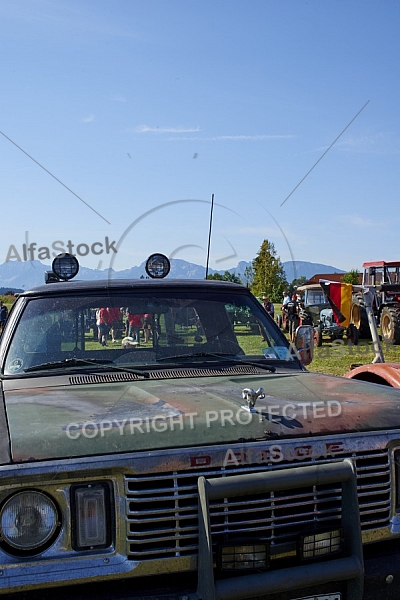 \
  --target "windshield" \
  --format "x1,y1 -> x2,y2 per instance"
4,289 -> 292,375
304,290 -> 329,306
